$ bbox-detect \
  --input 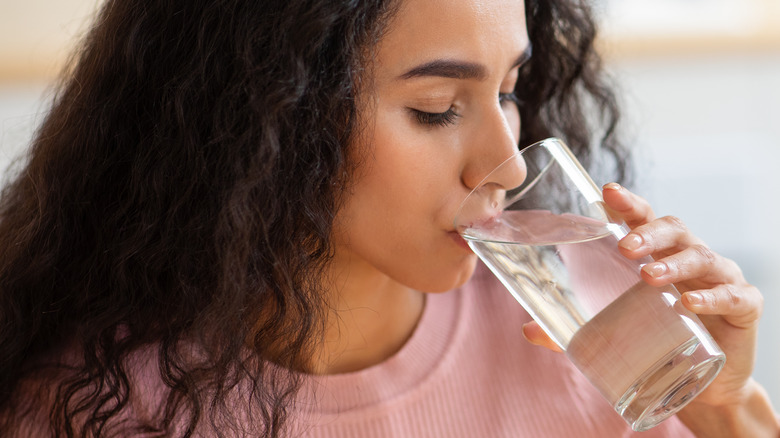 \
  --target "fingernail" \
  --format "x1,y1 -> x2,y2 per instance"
642,262 -> 667,278
685,292 -> 703,305
603,182 -> 622,191
619,234 -> 643,251
521,323 -> 533,342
